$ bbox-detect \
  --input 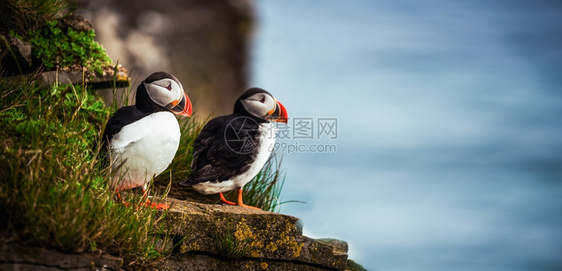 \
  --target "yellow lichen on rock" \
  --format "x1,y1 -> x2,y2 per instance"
271,220 -> 305,258
234,218 -> 253,241
191,242 -> 200,250
288,240 -> 305,258
179,242 -> 188,254
265,242 -> 278,253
